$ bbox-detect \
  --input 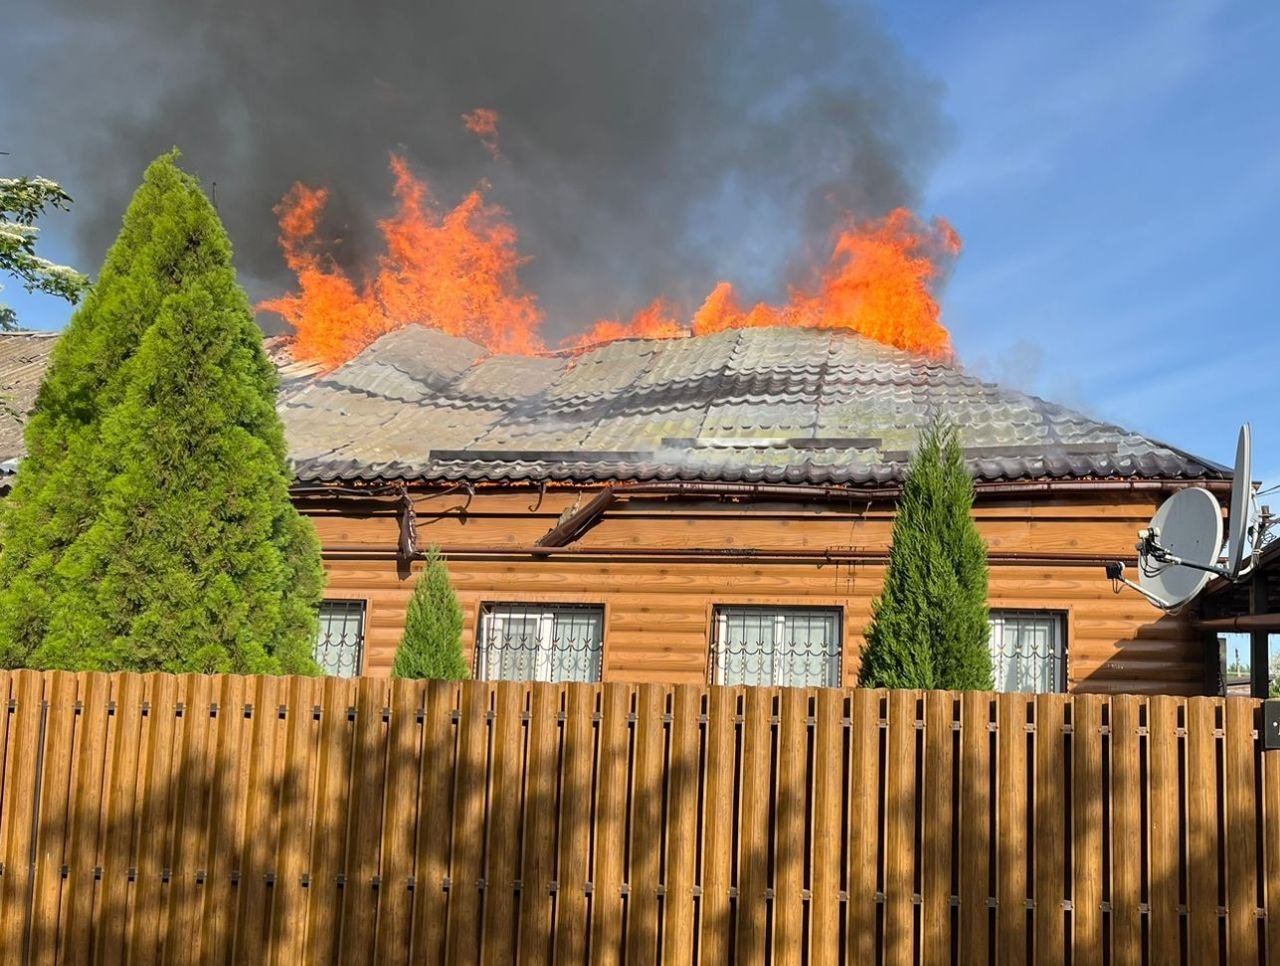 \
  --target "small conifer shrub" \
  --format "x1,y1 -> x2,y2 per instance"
392,546 -> 470,680
857,419 -> 993,690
